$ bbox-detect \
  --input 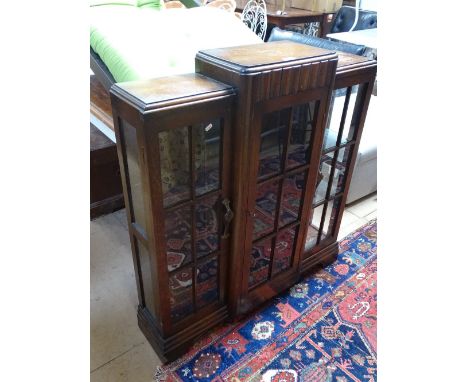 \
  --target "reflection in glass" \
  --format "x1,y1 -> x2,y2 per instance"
279,171 -> 306,227
169,267 -> 194,321
272,227 -> 297,276
340,85 -> 360,145
164,205 -> 192,272
159,127 -> 191,208
321,198 -> 341,240
258,108 -> 290,180
249,237 -> 274,288
322,90 -> 340,150
253,180 -> 280,240
122,121 -> 146,231
304,203 -> 324,251
330,148 -> 349,198
196,256 -> 218,308
322,85 -> 360,150
313,154 -> 331,205
287,102 -> 315,168
194,120 -> 221,196
195,194 -> 219,259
